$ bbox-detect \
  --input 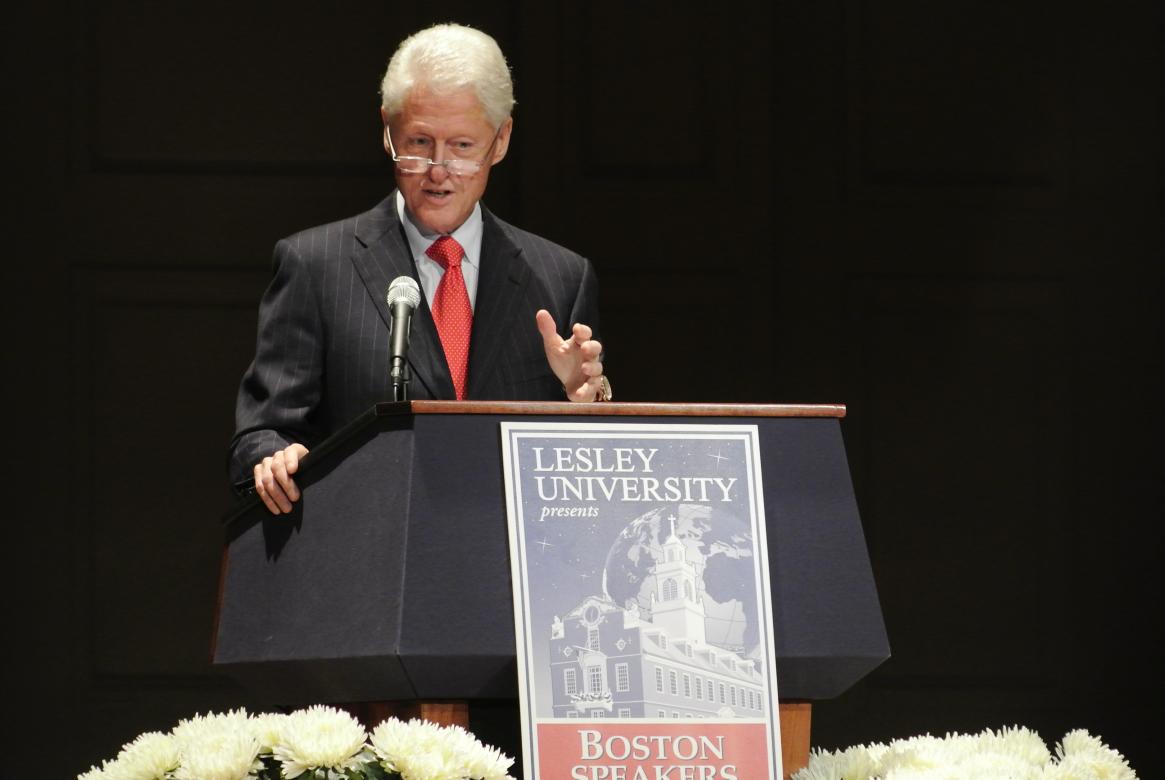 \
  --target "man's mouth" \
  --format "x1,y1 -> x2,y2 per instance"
422,187 -> 453,201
